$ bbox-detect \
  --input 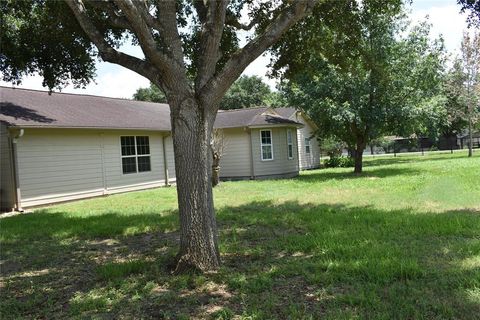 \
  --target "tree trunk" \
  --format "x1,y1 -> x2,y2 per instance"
468,116 -> 473,157
170,98 -> 220,273
354,143 -> 365,174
